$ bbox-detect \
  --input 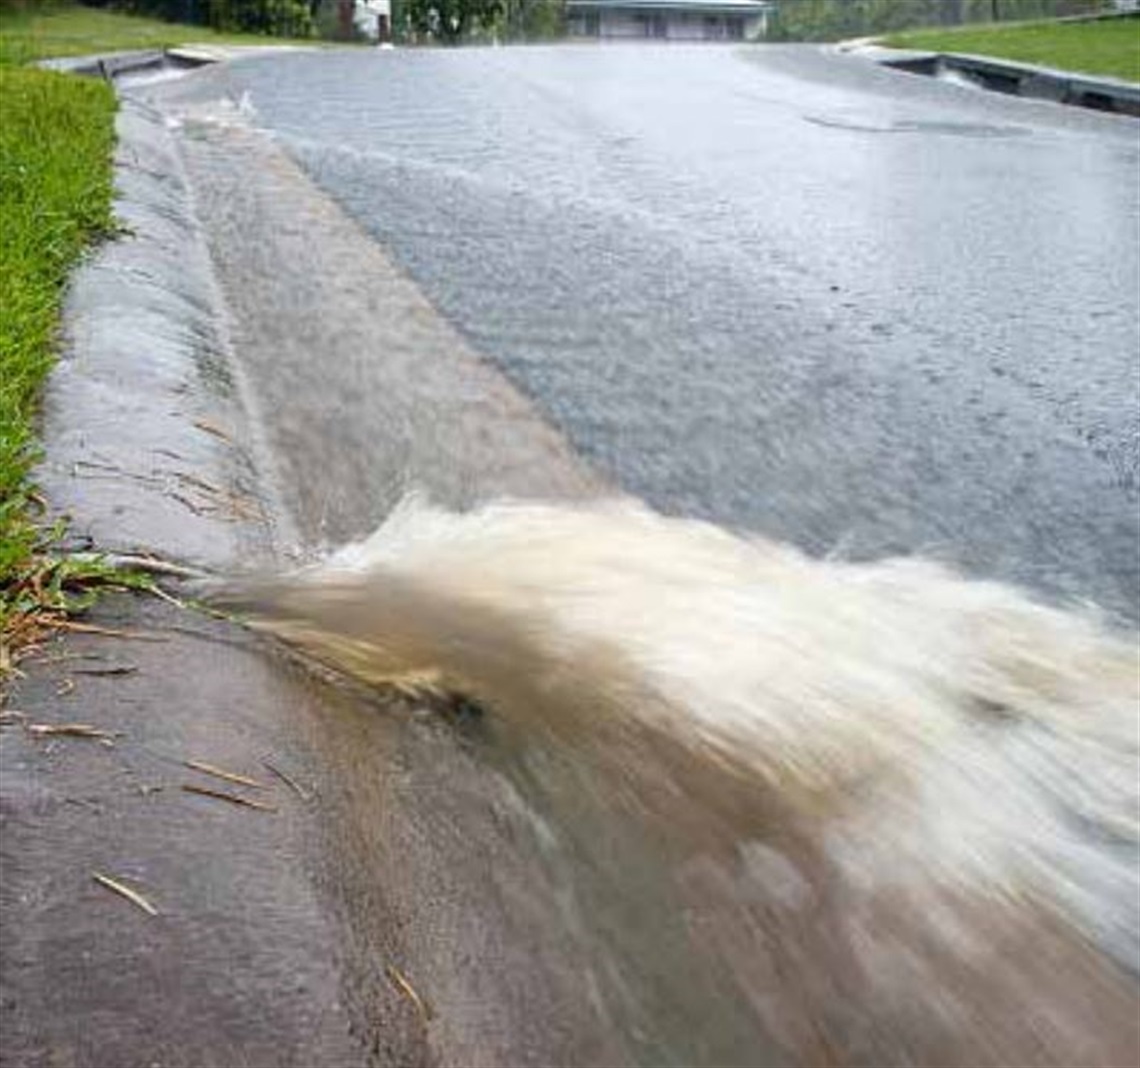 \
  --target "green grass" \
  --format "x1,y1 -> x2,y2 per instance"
0,62 -> 118,660
0,3 -> 316,65
882,16 -> 1140,83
